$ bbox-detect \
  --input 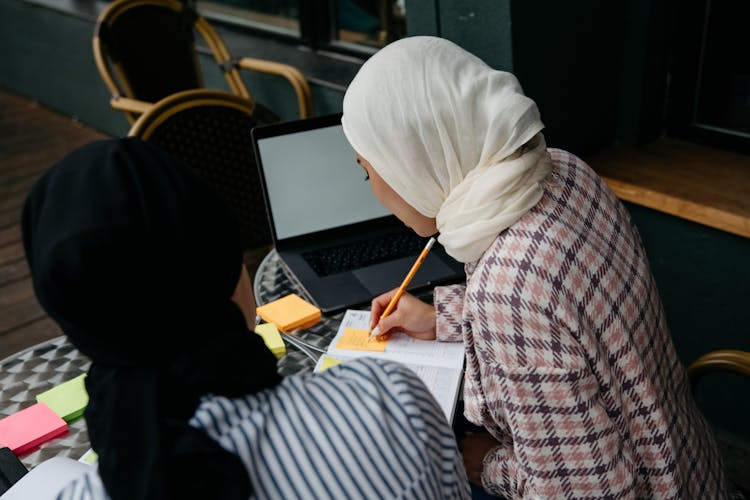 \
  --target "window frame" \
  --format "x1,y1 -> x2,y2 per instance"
196,0 -> 413,58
